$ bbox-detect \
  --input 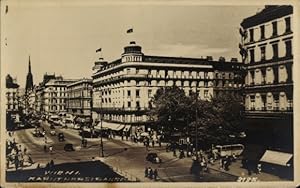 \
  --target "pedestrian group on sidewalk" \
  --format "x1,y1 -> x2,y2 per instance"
145,167 -> 158,181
